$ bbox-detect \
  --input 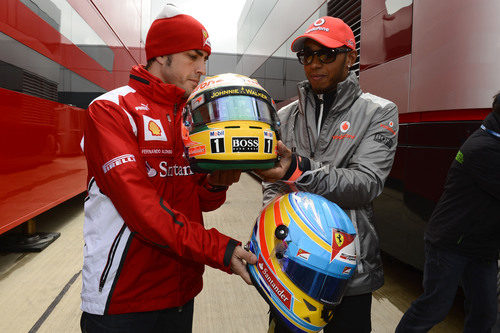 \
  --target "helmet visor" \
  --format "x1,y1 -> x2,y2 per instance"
279,256 -> 349,305
191,95 -> 276,127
